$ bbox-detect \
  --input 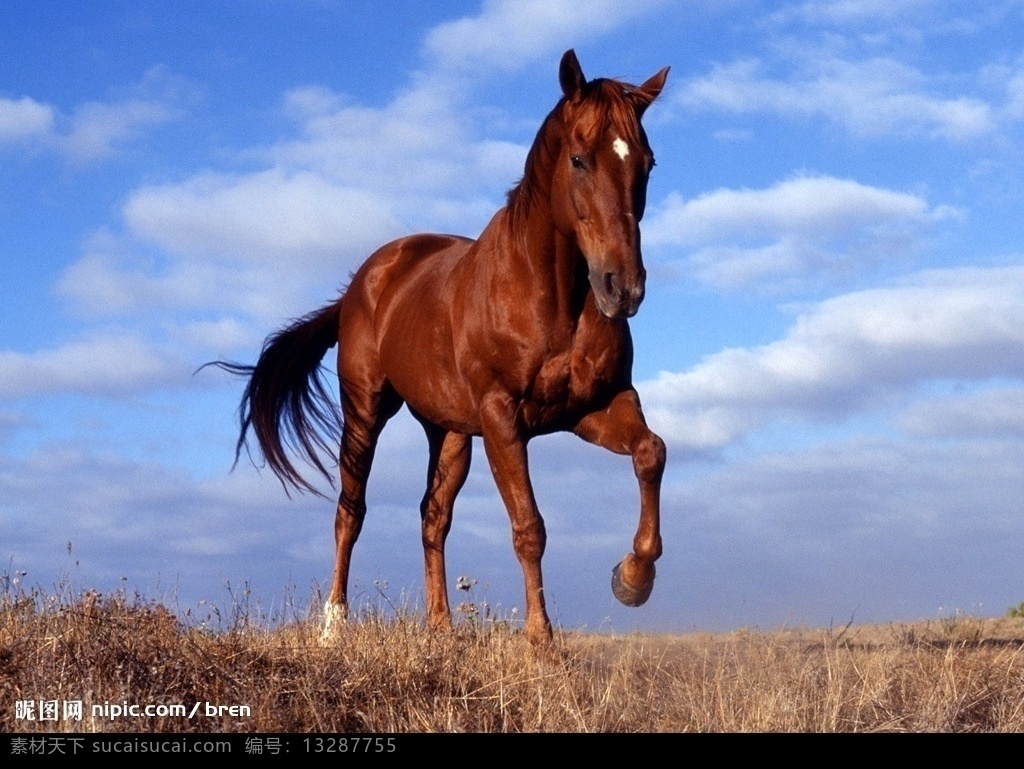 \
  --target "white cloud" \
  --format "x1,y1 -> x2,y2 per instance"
645,176 -> 954,289
0,96 -> 55,143
58,251 -> 244,317
177,318 -> 262,354
0,334 -> 183,399
680,56 -> 994,141
270,82 -> 527,229
276,82 -> 490,192
64,98 -> 179,162
780,0 -> 940,26
55,170 -> 407,325
64,66 -> 195,162
1005,67 -> 1024,120
423,0 -> 664,73
640,266 -> 1024,449
124,170 -> 401,265
650,176 -> 932,241
898,386 -> 1024,439
1,68 -> 191,162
